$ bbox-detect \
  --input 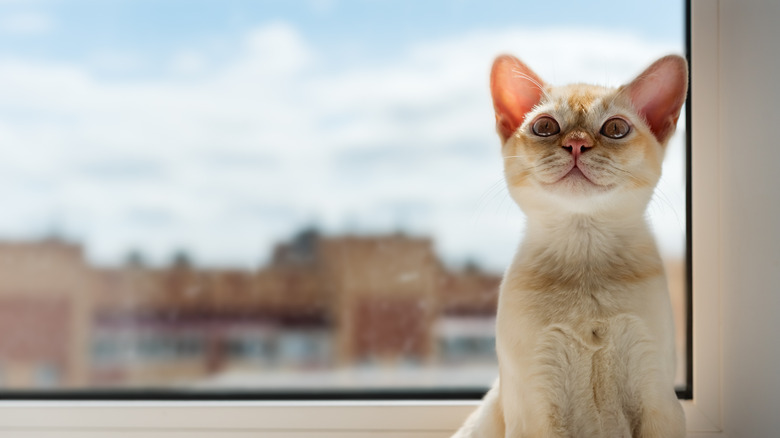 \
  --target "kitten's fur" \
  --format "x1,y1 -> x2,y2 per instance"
452,55 -> 688,438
